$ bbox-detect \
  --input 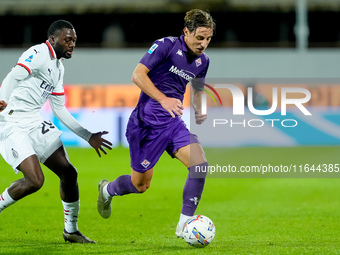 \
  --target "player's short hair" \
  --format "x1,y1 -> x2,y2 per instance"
47,20 -> 74,37
184,9 -> 216,33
